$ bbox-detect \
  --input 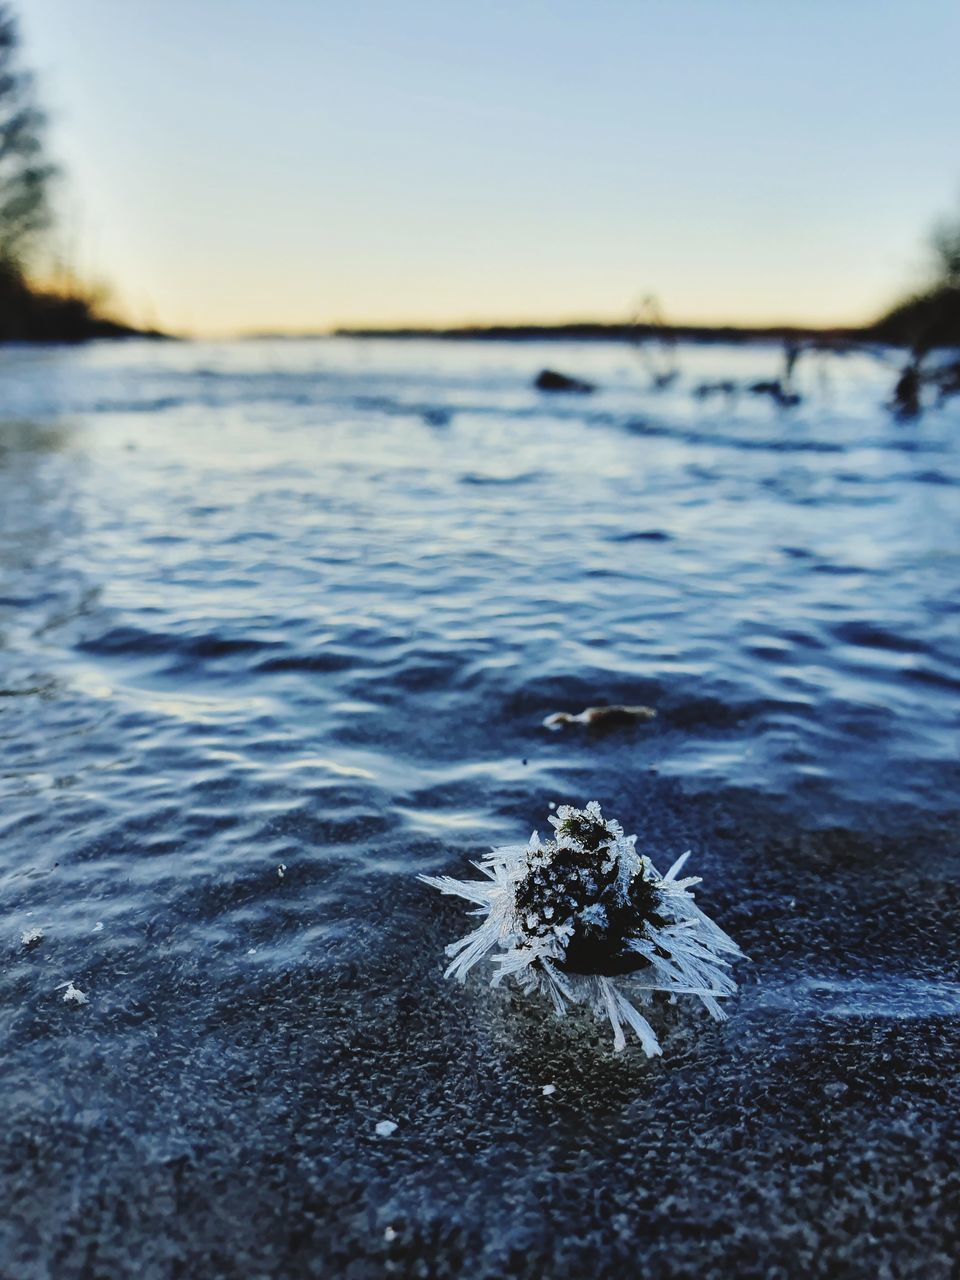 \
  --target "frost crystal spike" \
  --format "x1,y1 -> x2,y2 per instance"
419,802 -> 743,1055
